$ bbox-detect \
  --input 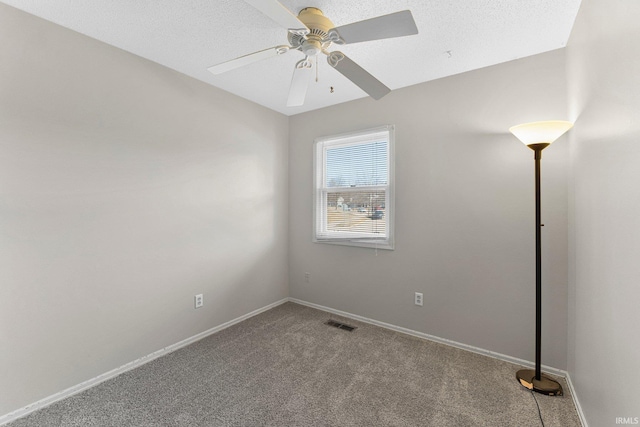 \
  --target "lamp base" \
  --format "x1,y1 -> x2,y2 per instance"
516,369 -> 563,396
